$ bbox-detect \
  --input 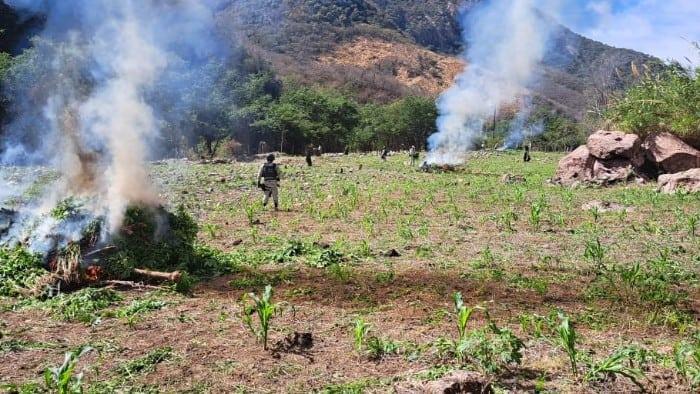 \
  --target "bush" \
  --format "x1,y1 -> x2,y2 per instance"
606,63 -> 700,143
